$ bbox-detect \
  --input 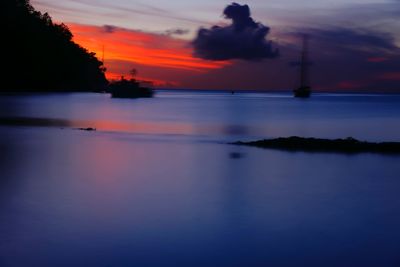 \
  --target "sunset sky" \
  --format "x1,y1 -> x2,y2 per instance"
31,0 -> 400,91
